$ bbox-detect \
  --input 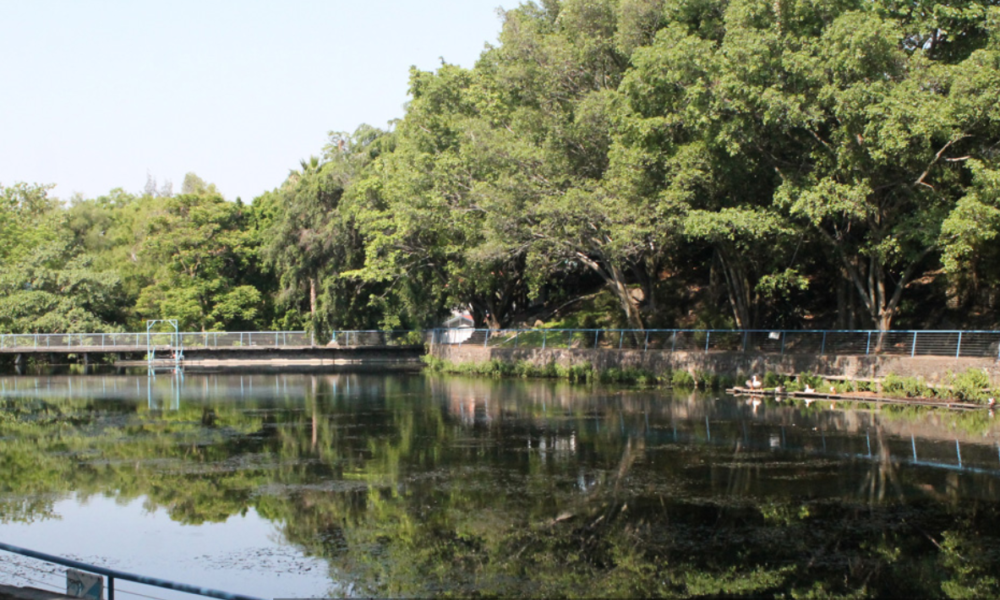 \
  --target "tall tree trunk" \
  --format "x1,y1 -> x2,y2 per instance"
575,252 -> 644,332
818,229 -> 932,346
836,269 -> 848,330
309,277 -> 317,319
716,251 -> 752,329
